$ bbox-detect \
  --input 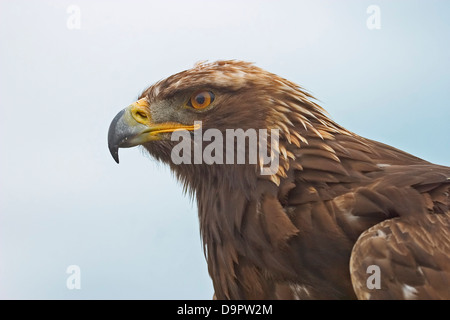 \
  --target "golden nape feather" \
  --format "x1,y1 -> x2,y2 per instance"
108,60 -> 450,300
